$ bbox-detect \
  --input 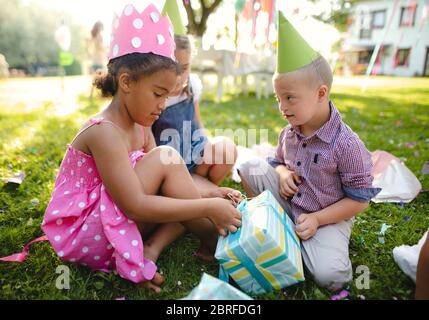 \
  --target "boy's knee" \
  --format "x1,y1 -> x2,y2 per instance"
238,158 -> 270,178
236,160 -> 254,180
237,159 -> 269,190
311,260 -> 353,291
